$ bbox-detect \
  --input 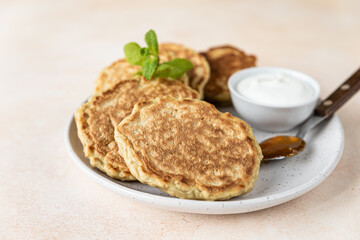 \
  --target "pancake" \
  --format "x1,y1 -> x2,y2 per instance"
115,96 -> 263,200
94,59 -> 189,93
75,79 -> 199,181
159,43 -> 210,99
94,59 -> 140,93
202,45 -> 256,105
